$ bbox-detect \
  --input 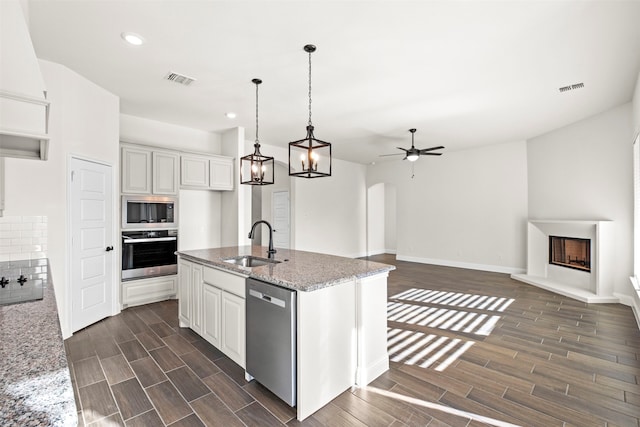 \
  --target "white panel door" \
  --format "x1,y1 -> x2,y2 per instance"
272,191 -> 290,249
71,157 -> 114,332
